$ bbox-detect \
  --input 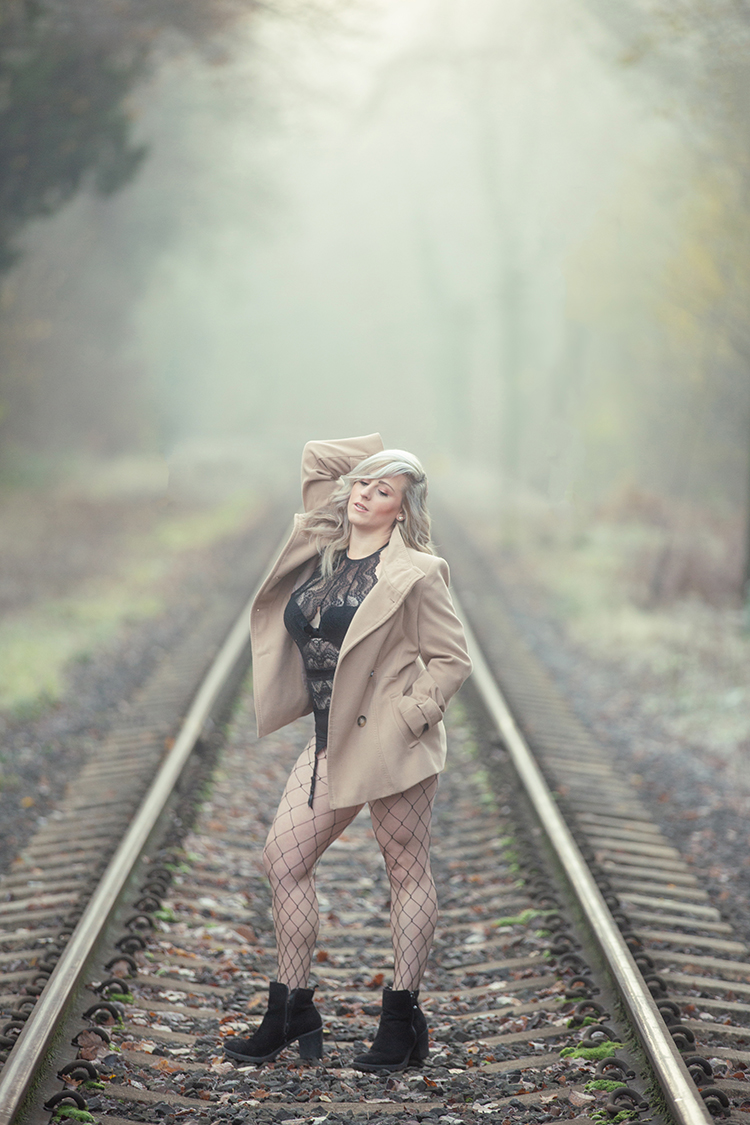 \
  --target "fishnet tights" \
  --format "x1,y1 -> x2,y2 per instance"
263,739 -> 438,992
